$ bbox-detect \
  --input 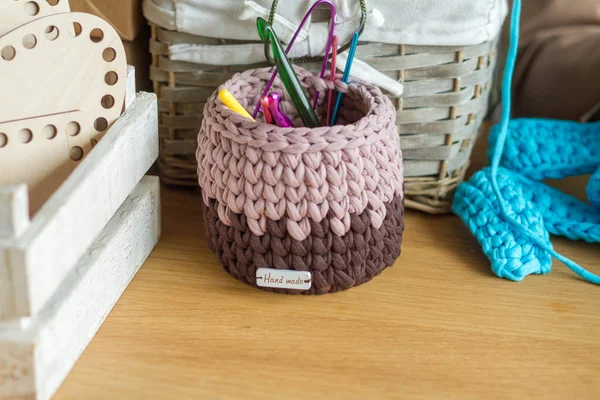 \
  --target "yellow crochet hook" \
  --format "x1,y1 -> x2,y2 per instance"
218,89 -> 256,121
